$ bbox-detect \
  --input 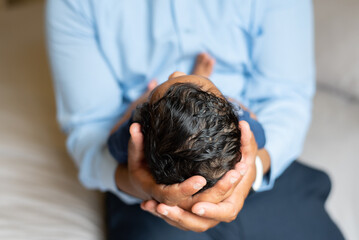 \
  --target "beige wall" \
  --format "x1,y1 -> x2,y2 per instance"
314,0 -> 359,99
